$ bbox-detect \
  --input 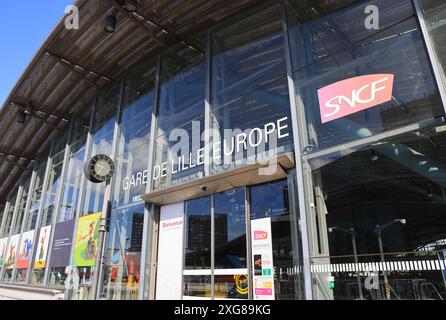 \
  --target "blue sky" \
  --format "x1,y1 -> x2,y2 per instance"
0,1 -> 73,108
